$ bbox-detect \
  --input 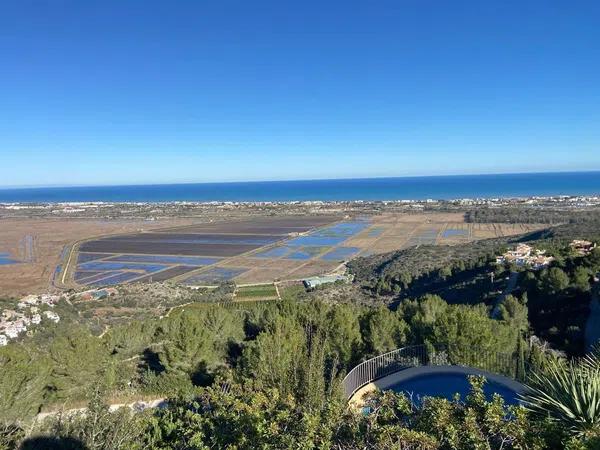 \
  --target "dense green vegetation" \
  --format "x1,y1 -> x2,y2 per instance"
522,347 -> 600,438
350,221 -> 600,354
348,237 -> 511,298
2,375 -> 580,450
522,220 -> 600,243
2,220 -> 600,448
465,208 -> 600,224
2,293 -> 597,449
1,292 -> 542,448
0,295 -> 525,422
513,247 -> 600,354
